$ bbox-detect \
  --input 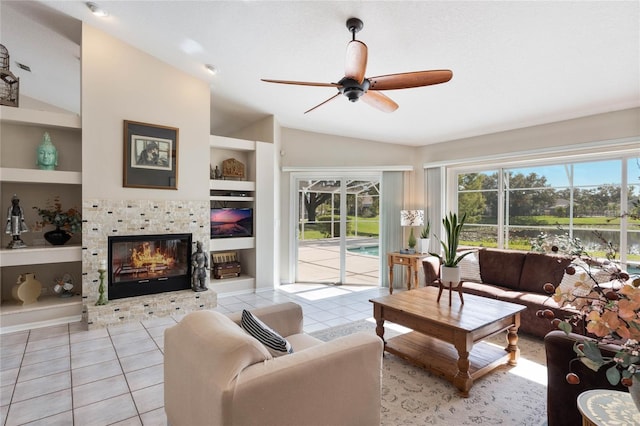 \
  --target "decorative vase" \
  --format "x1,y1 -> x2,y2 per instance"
441,265 -> 461,284
420,238 -> 430,254
630,378 -> 640,412
12,273 -> 42,305
44,226 -> 71,245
